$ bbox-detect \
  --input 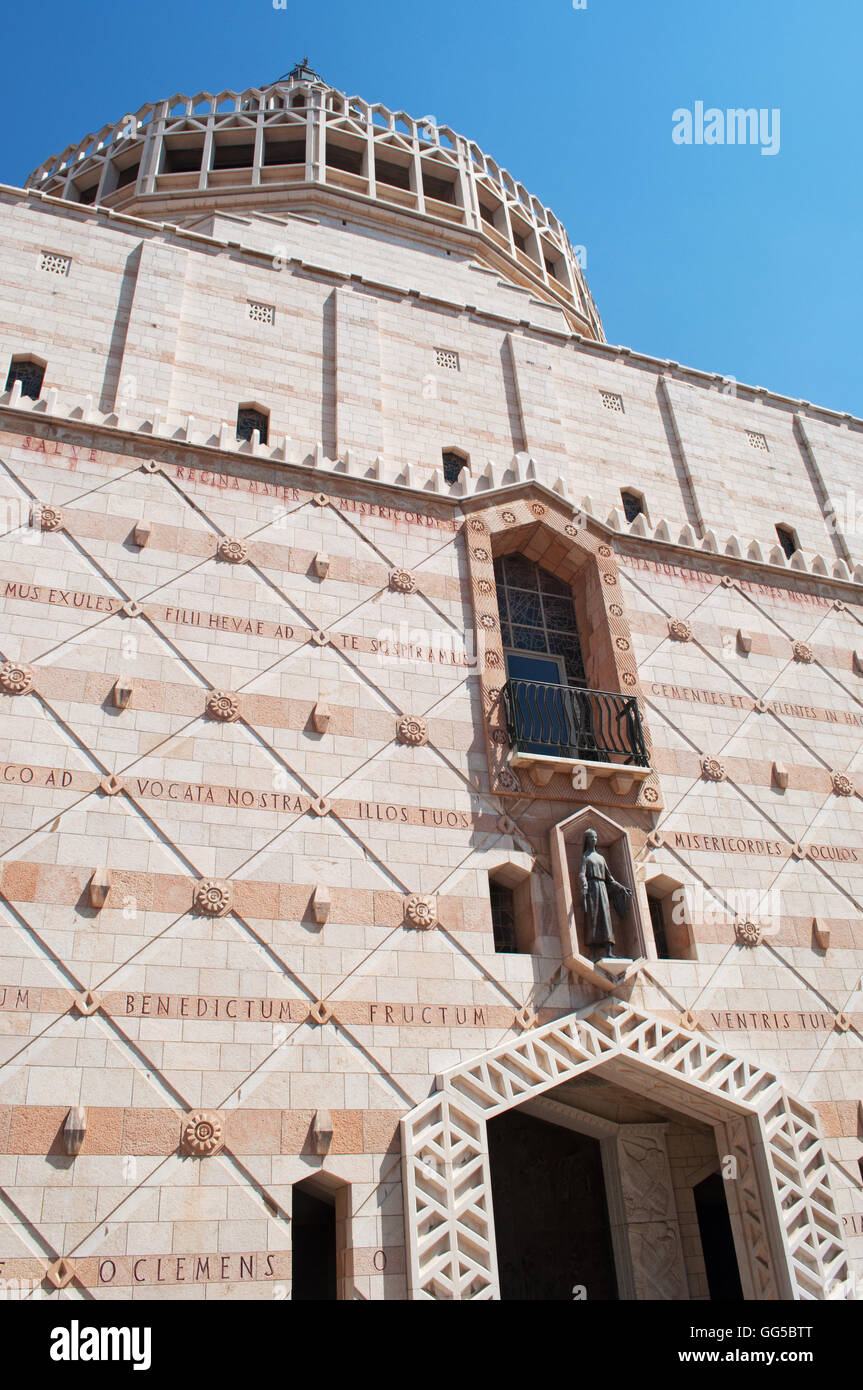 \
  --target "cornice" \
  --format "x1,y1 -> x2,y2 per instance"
2,398 -> 860,604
